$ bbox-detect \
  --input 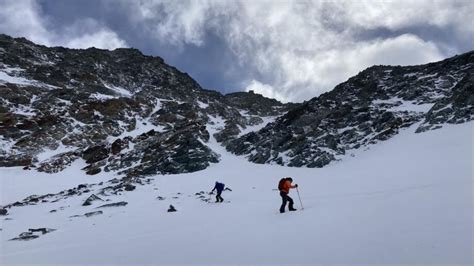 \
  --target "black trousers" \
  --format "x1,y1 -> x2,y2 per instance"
280,191 -> 294,212
216,191 -> 224,202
